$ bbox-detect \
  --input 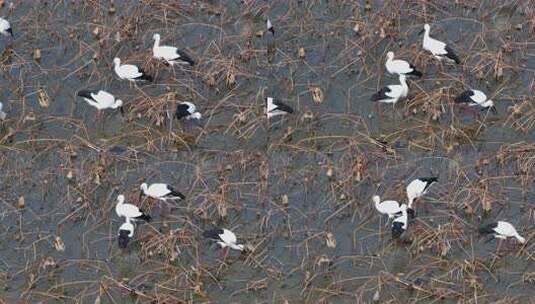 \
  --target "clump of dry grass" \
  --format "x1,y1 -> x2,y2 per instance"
411,220 -> 467,257
505,98 -> 535,133
495,142 -> 535,189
